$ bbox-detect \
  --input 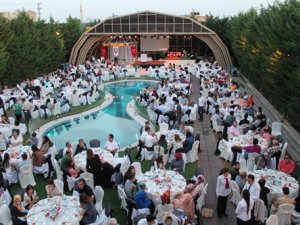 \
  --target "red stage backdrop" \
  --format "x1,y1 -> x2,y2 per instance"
131,46 -> 137,58
100,46 -> 107,58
